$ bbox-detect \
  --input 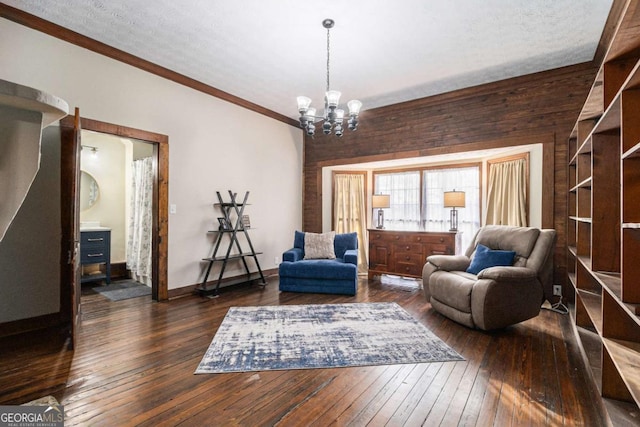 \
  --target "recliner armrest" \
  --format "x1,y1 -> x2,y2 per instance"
426,255 -> 470,272
344,249 -> 358,266
477,266 -> 537,281
282,247 -> 303,262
